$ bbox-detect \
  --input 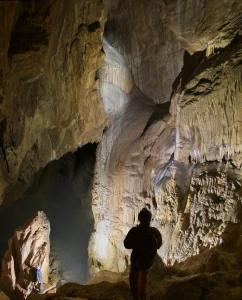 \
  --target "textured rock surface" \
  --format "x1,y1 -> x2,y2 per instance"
174,37 -> 242,166
24,257 -> 242,300
89,0 -> 242,274
0,0 -> 107,204
1,211 -> 50,299
25,272 -> 242,300
156,164 -> 242,264
105,0 -> 184,103
161,0 -> 242,54
0,144 -> 96,284
1,0 -> 242,292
